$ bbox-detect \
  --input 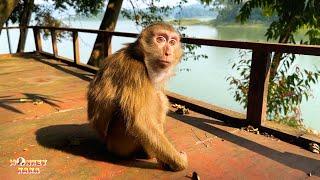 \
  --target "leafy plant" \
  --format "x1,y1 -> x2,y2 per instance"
228,50 -> 320,126
225,0 -> 320,127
